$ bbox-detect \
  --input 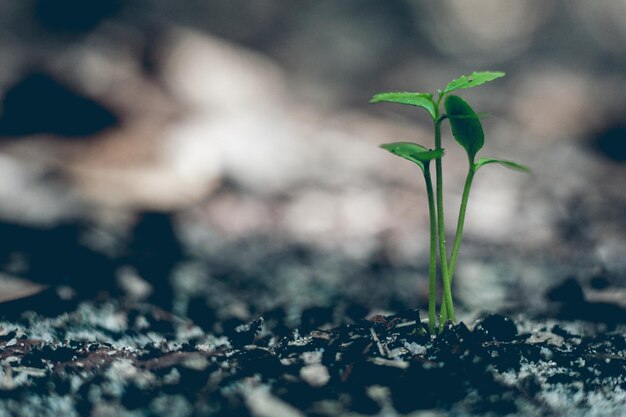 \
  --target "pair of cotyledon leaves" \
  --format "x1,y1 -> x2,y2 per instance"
372,71 -> 528,173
